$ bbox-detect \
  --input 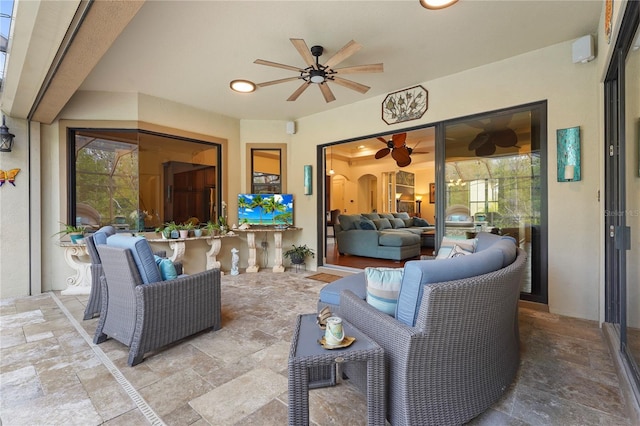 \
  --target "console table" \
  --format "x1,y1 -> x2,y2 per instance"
58,241 -> 92,295
147,234 -> 237,274
234,227 -> 301,273
288,313 -> 385,425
